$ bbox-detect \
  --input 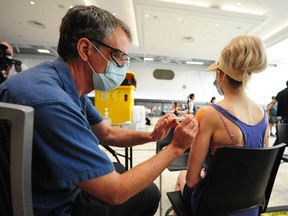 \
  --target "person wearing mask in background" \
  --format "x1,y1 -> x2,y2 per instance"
174,35 -> 269,216
0,5 -> 198,216
187,93 -> 198,115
